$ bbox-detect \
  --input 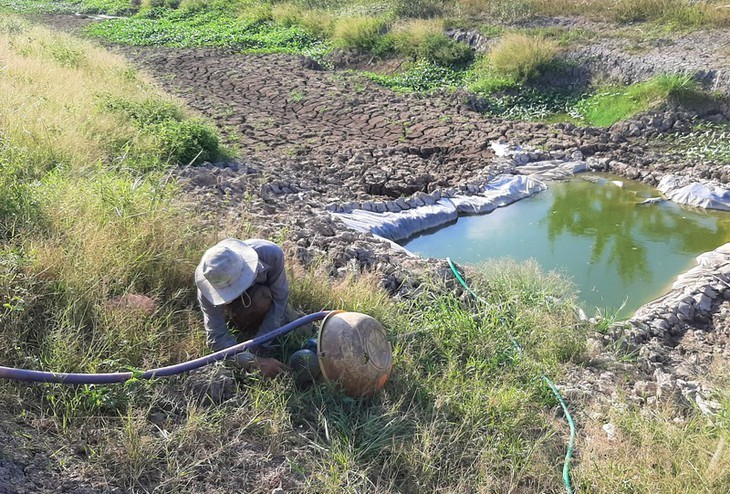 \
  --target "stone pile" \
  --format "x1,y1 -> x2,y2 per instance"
585,244 -> 730,413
